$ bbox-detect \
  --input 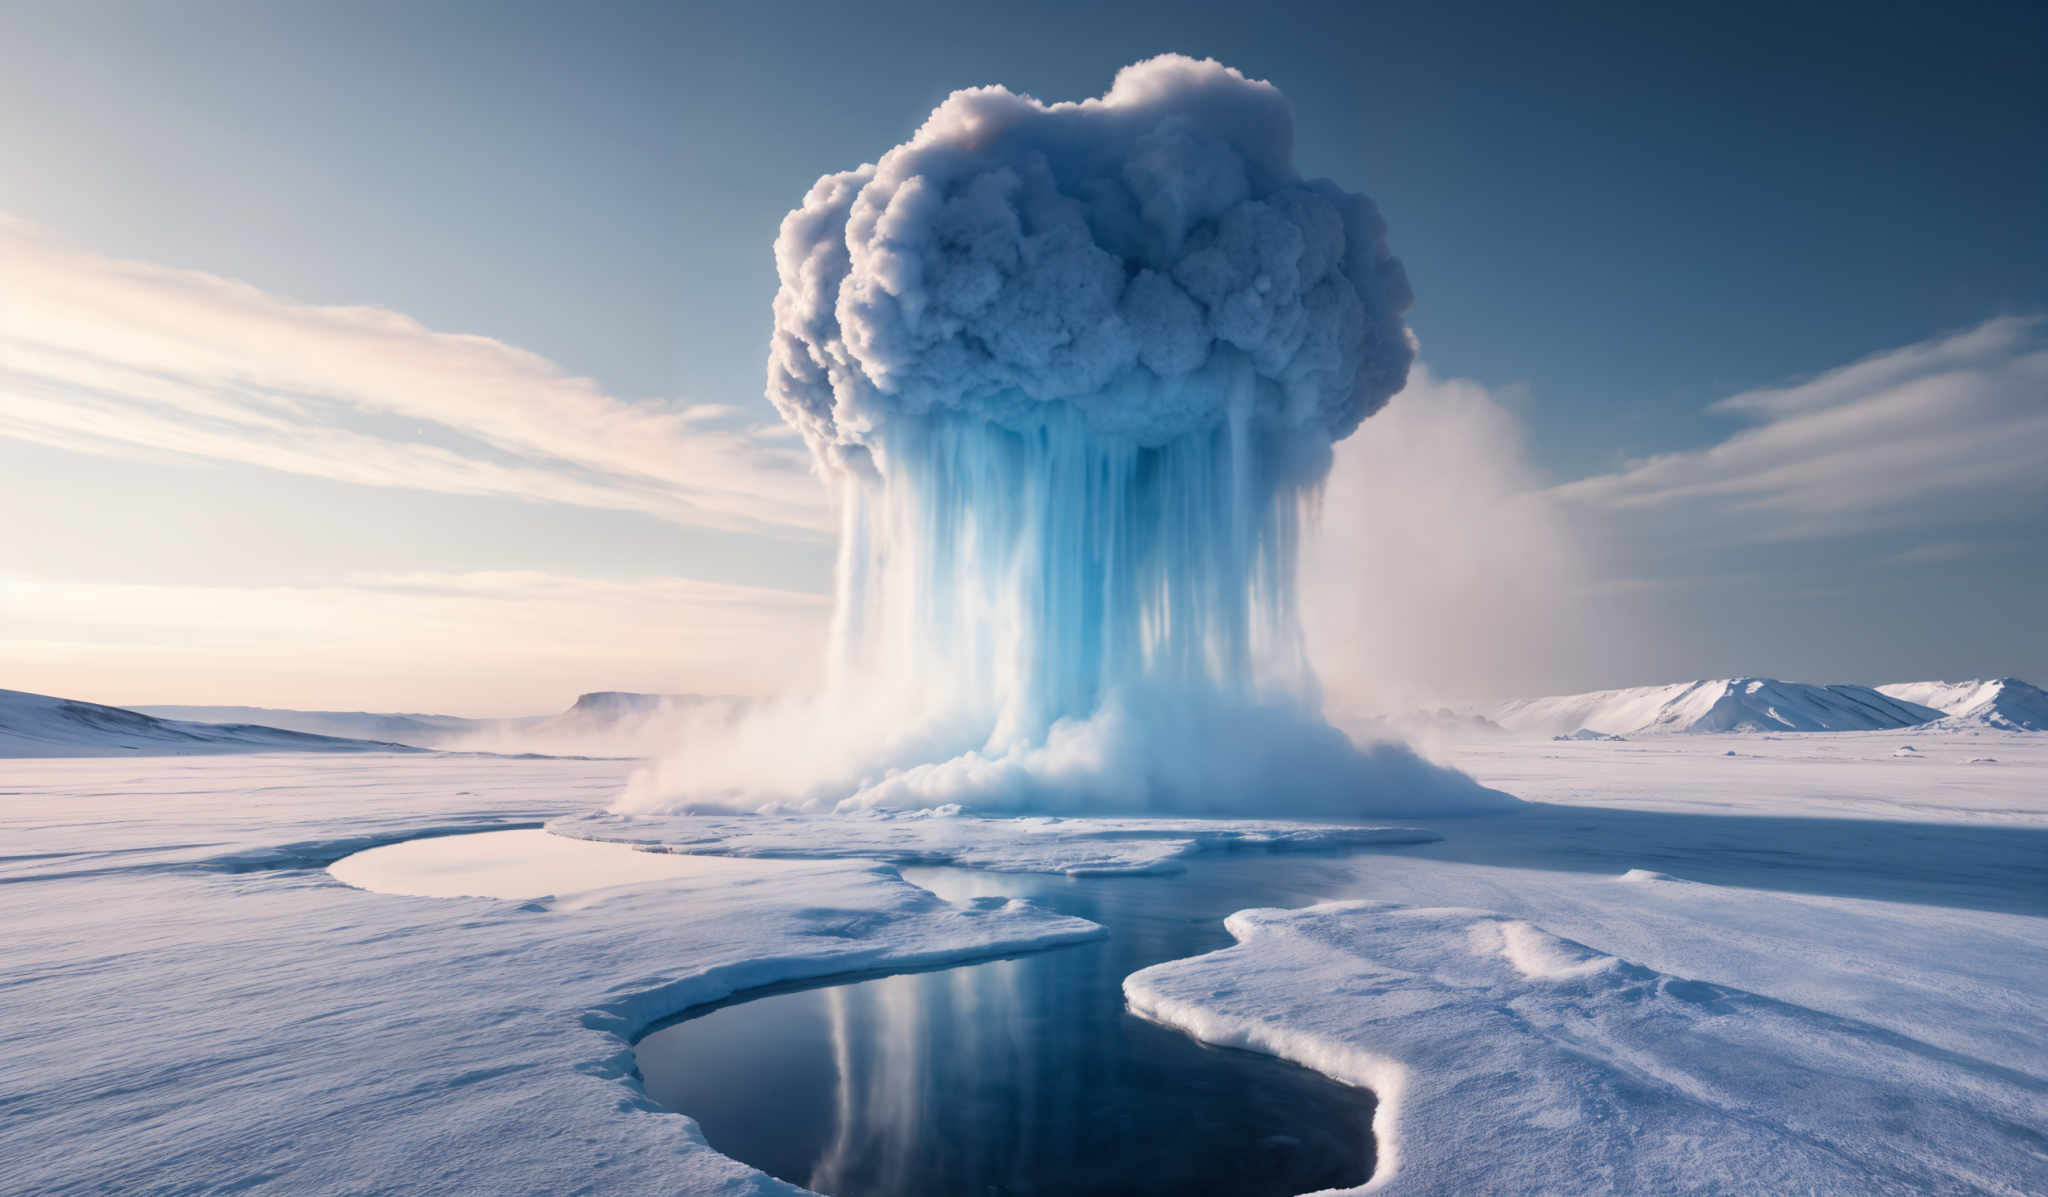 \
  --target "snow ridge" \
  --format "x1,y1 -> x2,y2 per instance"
1877,678 -> 2048,732
1489,677 -> 1952,737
